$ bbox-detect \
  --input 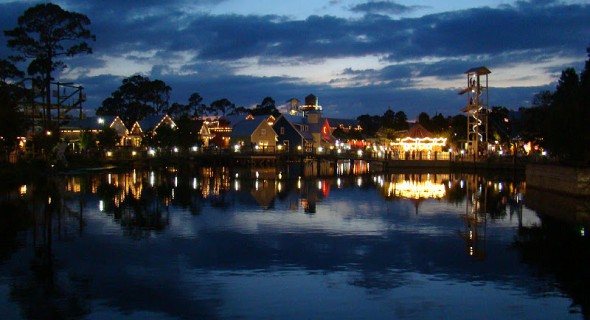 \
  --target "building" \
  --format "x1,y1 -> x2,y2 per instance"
60,116 -> 129,146
230,115 -> 277,151
128,114 -> 176,147
273,94 -> 335,152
